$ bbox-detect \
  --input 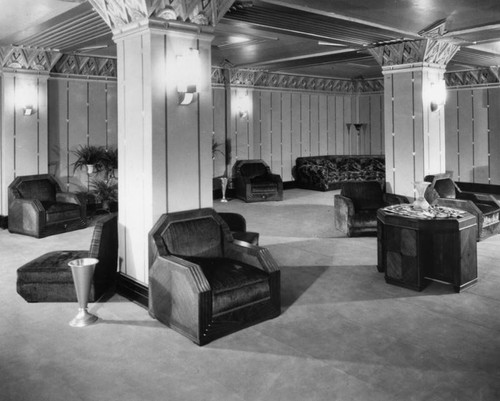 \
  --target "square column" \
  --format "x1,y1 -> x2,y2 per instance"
383,63 -> 446,198
113,20 -> 214,284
